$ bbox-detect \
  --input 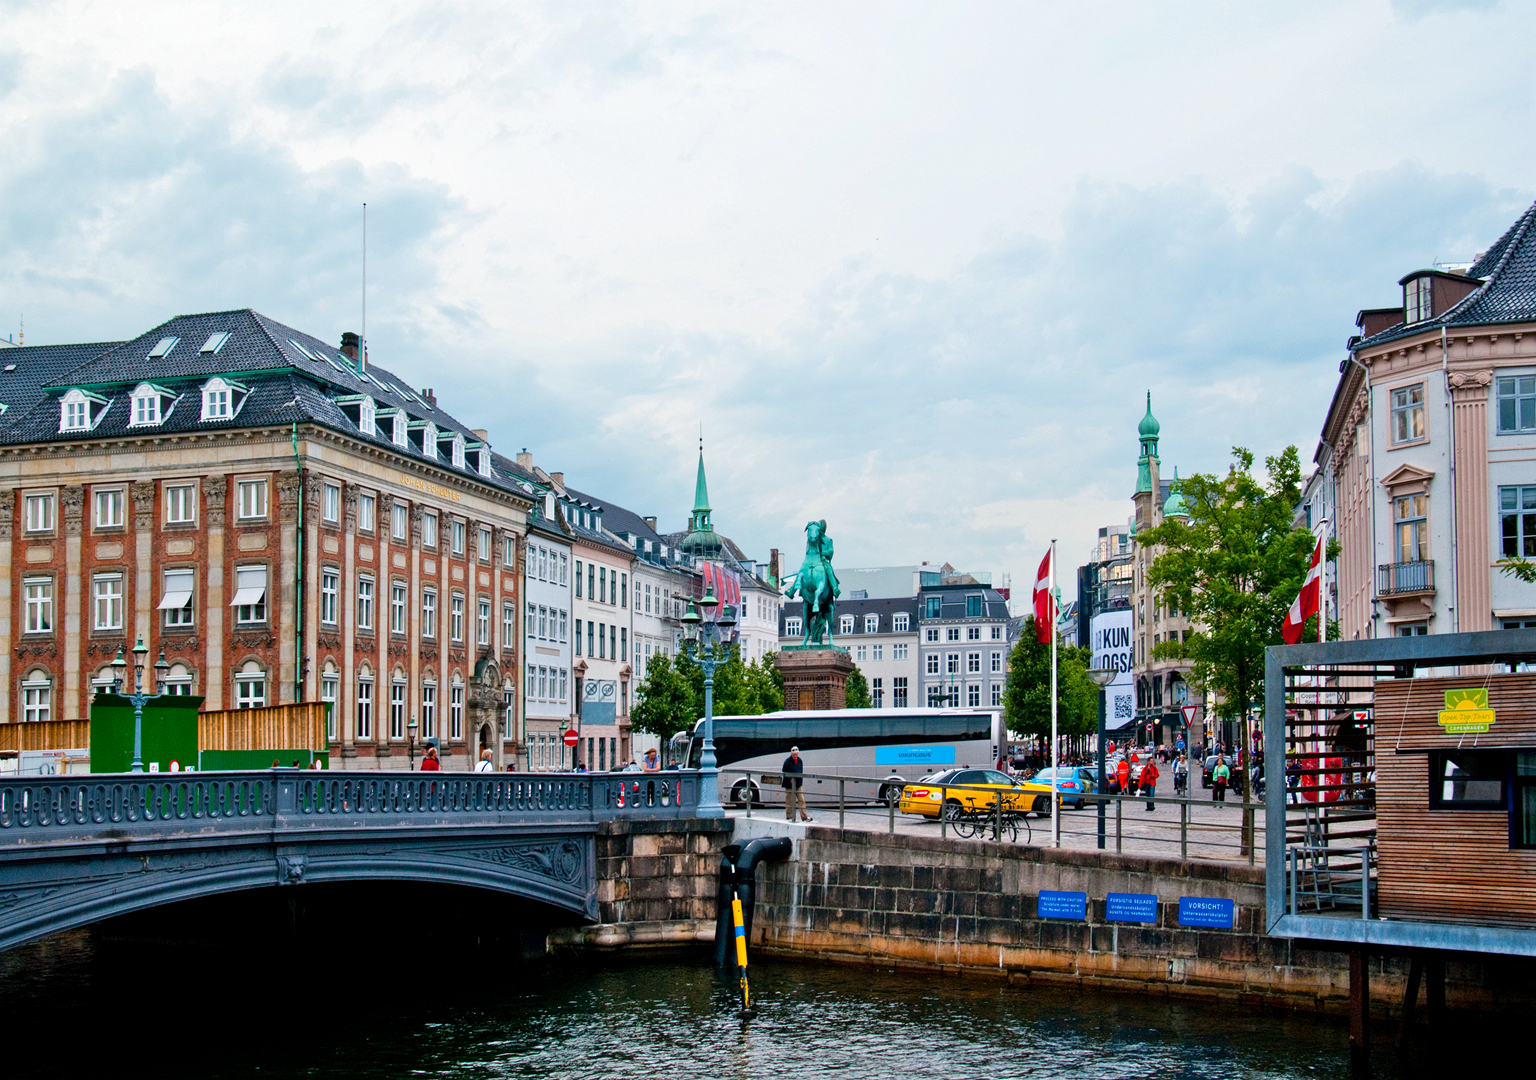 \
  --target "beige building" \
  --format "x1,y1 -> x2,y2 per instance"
0,309 -> 535,769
